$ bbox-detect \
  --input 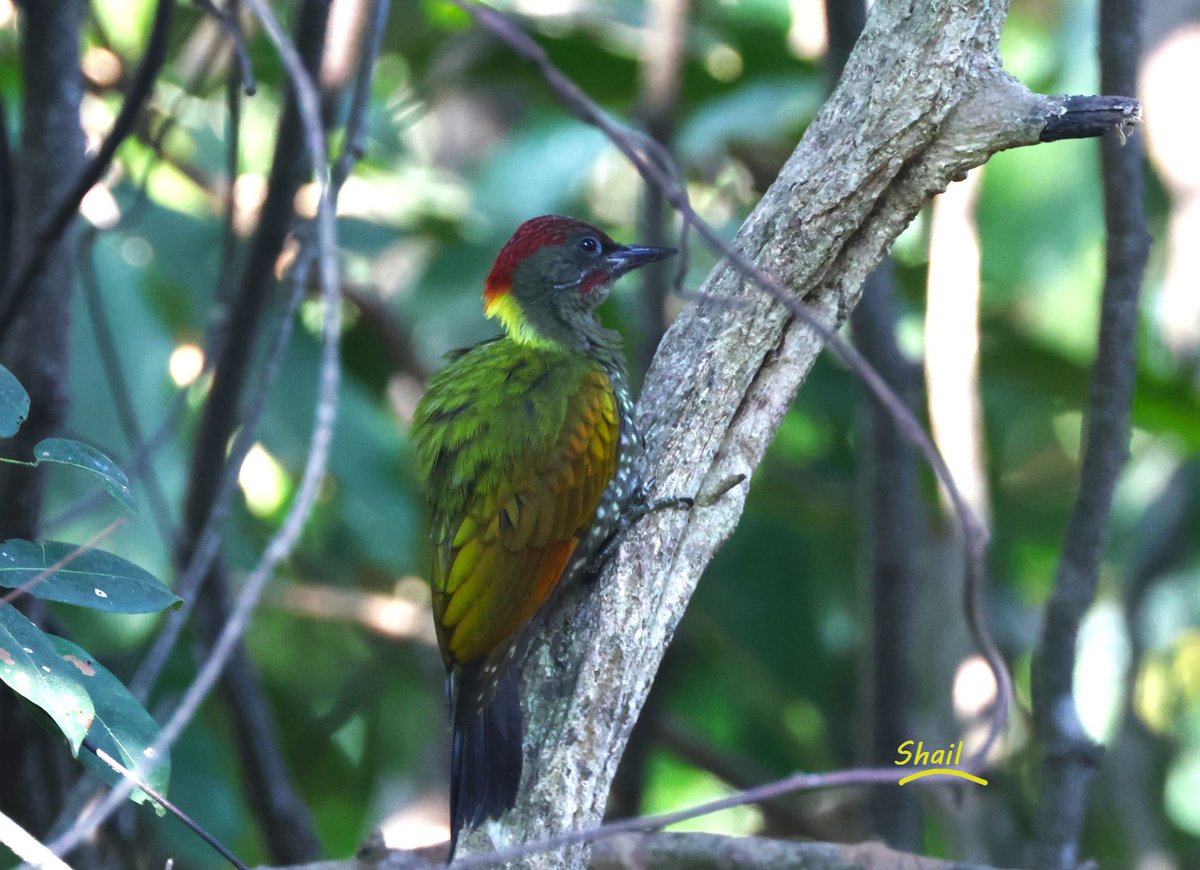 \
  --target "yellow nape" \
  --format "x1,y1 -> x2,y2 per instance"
485,292 -> 558,349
